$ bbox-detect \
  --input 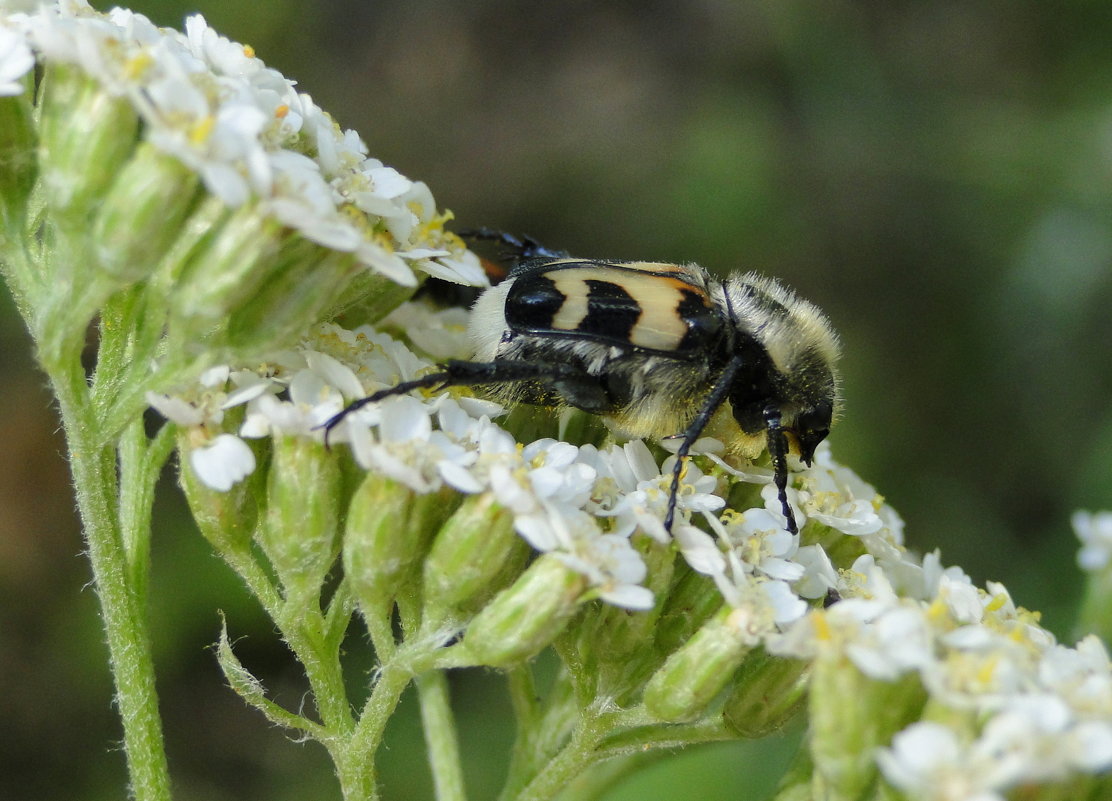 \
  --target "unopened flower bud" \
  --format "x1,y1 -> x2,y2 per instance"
0,89 -> 36,222
169,206 -> 367,357
258,436 -> 342,604
37,63 -> 139,222
92,143 -> 200,283
170,205 -> 290,327
578,536 -> 674,697
722,648 -> 810,737
222,248 -> 364,354
422,494 -> 528,622
808,644 -> 926,800
464,554 -> 587,667
643,606 -> 756,722
653,563 -> 724,656
344,476 -> 458,618
328,267 -> 421,328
